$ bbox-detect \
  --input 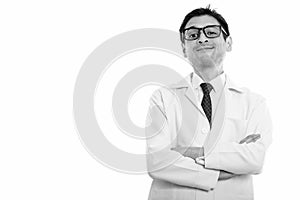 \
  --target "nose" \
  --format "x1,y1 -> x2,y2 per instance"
197,31 -> 208,43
